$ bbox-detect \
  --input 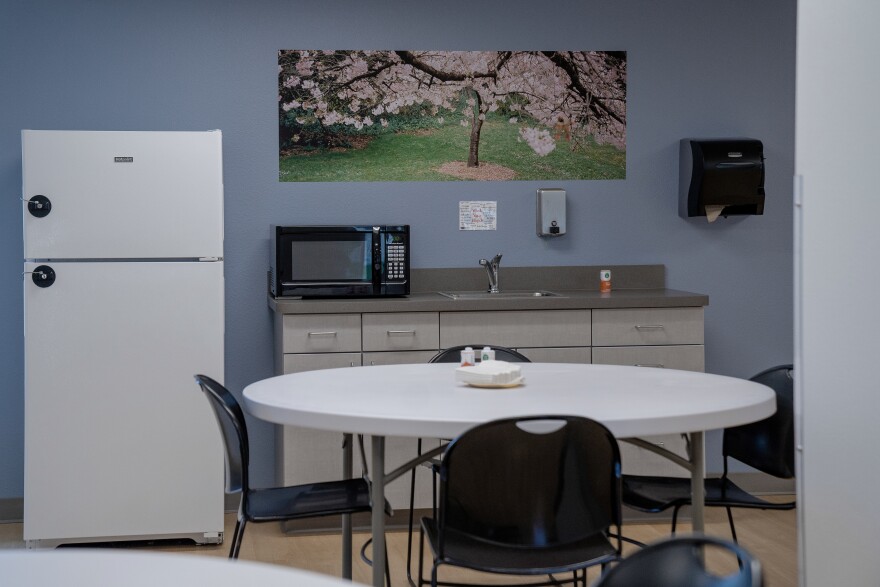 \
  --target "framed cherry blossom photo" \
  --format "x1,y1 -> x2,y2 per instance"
278,50 -> 626,182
